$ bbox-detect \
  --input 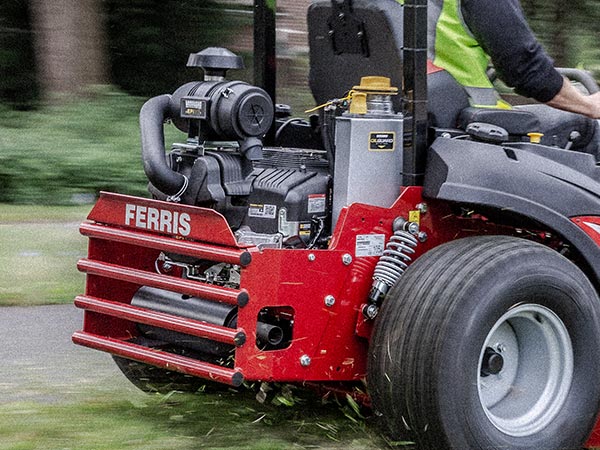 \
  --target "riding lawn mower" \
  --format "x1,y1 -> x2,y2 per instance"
73,0 -> 600,448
